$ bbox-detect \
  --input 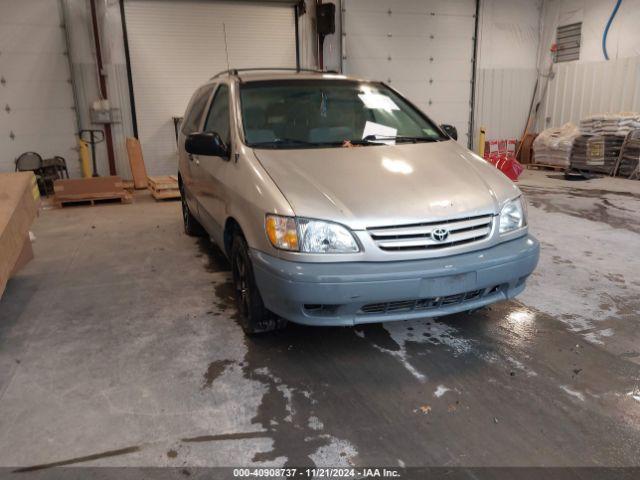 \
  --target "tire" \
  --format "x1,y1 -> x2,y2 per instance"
180,190 -> 205,237
230,232 -> 284,335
